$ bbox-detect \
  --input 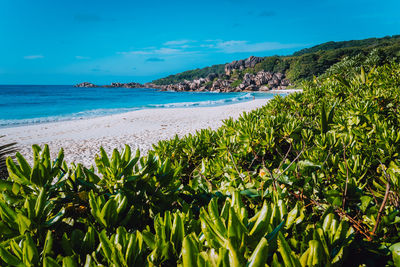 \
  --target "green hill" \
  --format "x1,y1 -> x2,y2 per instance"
293,35 -> 400,56
151,35 -> 400,85
152,64 -> 225,85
